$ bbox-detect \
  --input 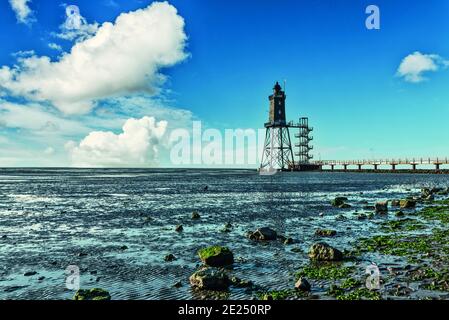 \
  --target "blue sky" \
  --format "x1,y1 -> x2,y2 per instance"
1,0 -> 449,167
